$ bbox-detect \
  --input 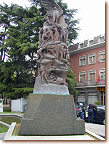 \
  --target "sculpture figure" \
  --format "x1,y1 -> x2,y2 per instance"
37,0 -> 69,85
18,0 -> 85,136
